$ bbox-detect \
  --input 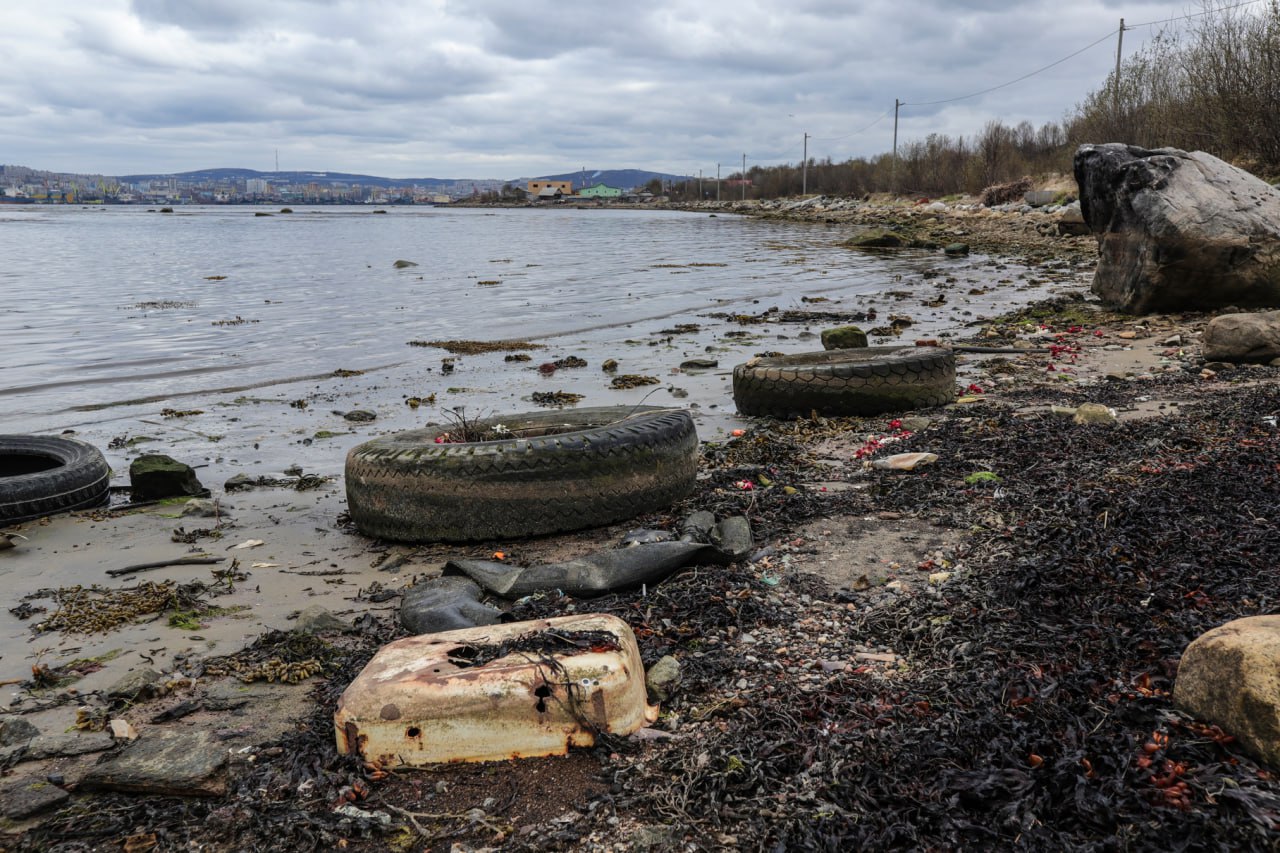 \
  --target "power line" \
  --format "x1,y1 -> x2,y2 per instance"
1127,0 -> 1264,29
904,0 -> 1269,109
810,108 -> 894,143
903,27 -> 1119,107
